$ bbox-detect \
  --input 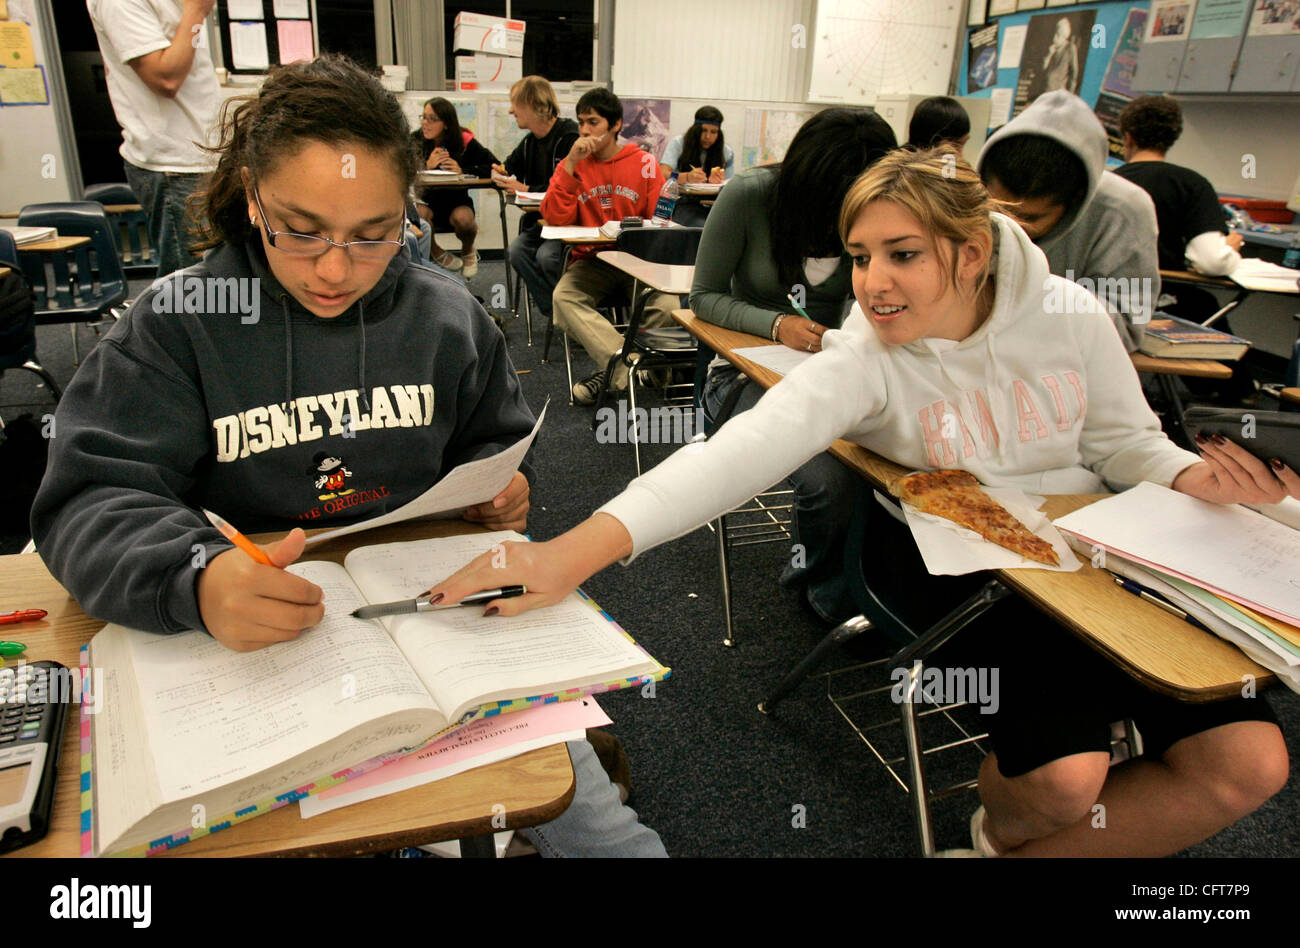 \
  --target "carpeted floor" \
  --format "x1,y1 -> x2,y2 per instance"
2,254 -> 1296,857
